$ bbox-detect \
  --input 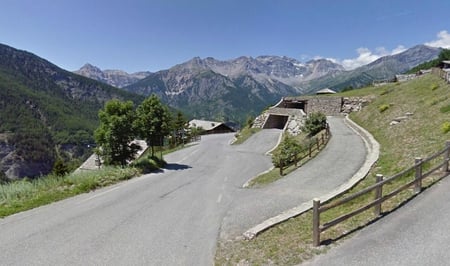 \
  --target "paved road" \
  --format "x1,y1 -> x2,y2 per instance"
303,174 -> 450,266
0,116 -> 366,265
221,116 -> 366,238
